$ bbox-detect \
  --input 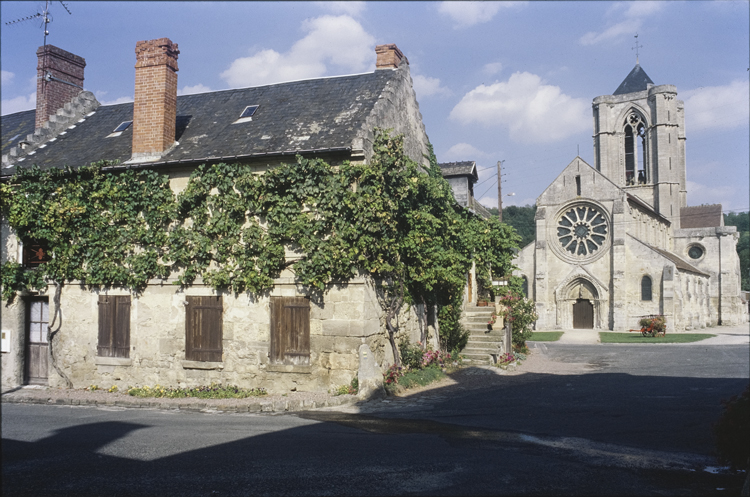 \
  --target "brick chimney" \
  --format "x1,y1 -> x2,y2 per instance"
36,45 -> 85,129
375,44 -> 407,70
132,38 -> 179,160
